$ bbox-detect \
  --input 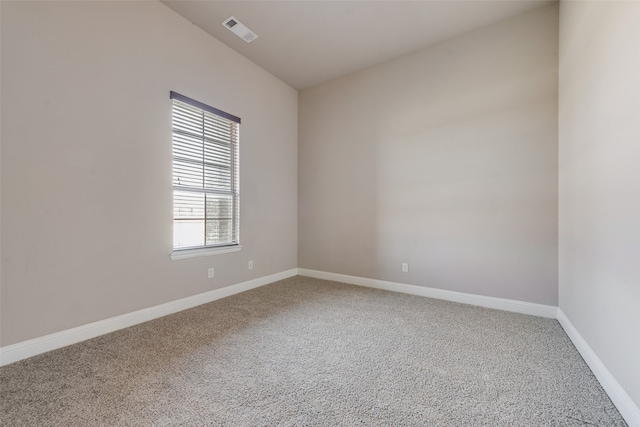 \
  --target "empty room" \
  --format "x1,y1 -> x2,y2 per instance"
1,0 -> 638,425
